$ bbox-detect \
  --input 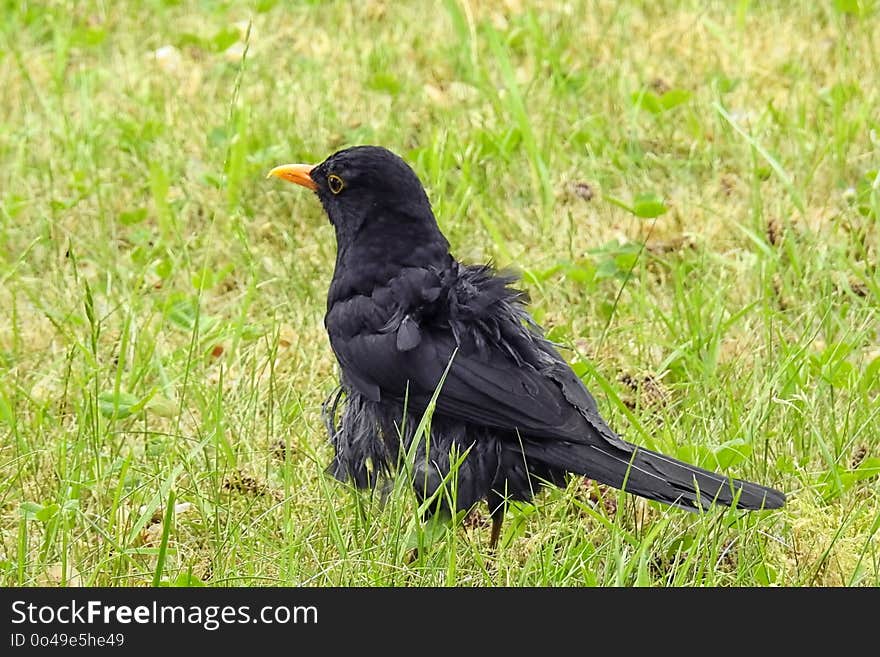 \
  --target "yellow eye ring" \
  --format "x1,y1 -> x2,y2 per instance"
328,174 -> 345,194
